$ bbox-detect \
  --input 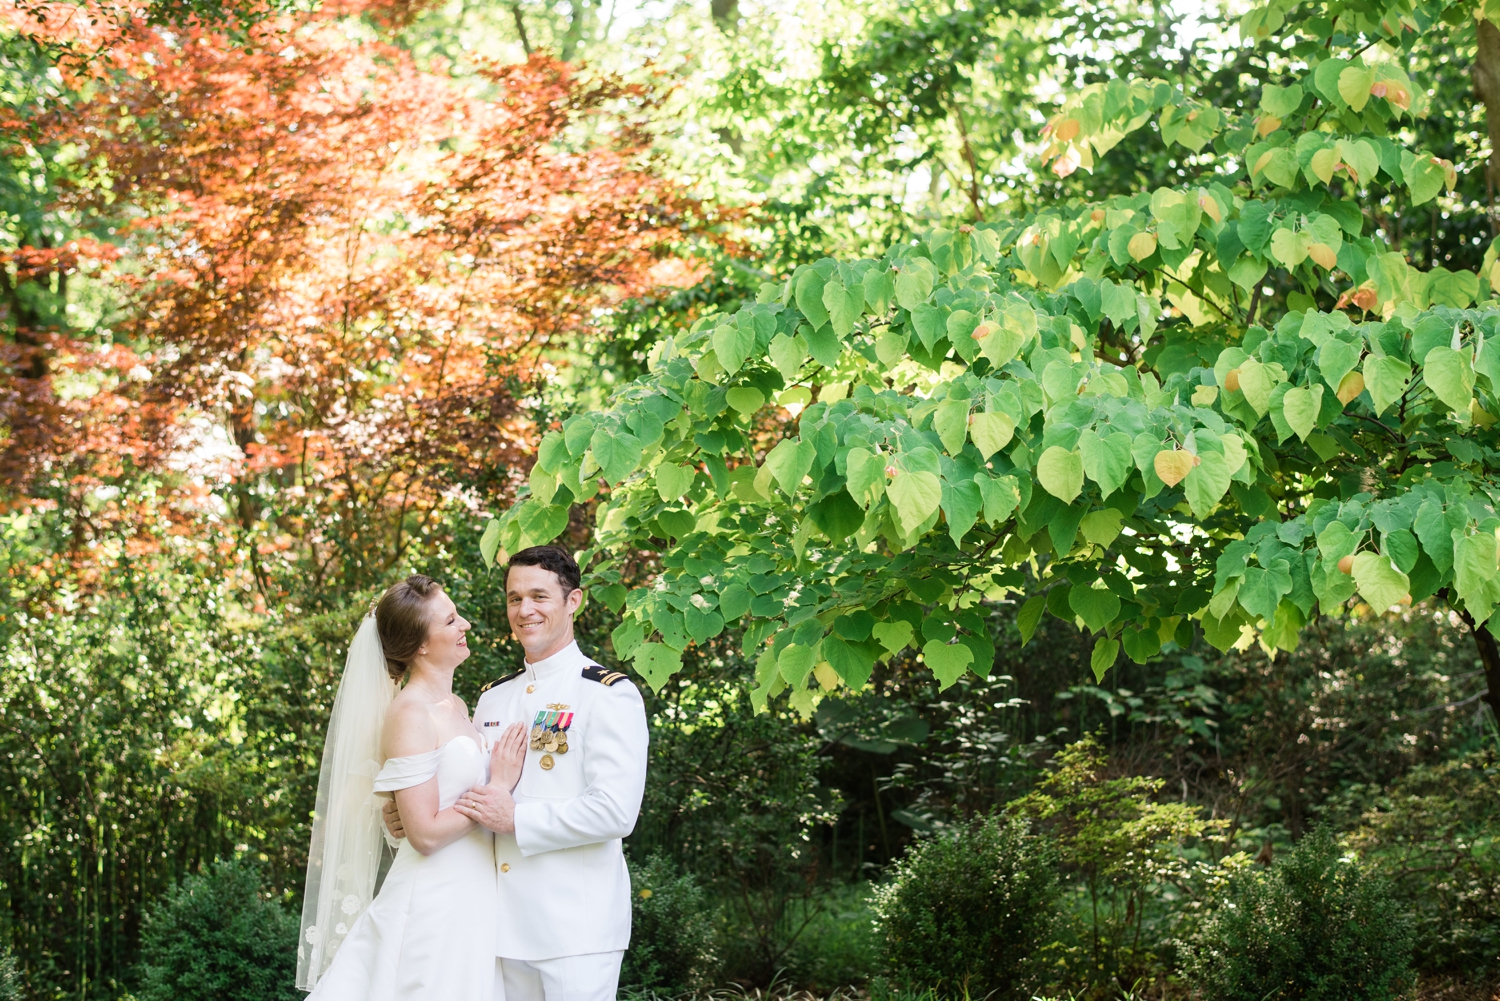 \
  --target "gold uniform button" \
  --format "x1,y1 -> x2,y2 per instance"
501,863 -> 510,873
526,684 -> 535,693
539,753 -> 555,770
